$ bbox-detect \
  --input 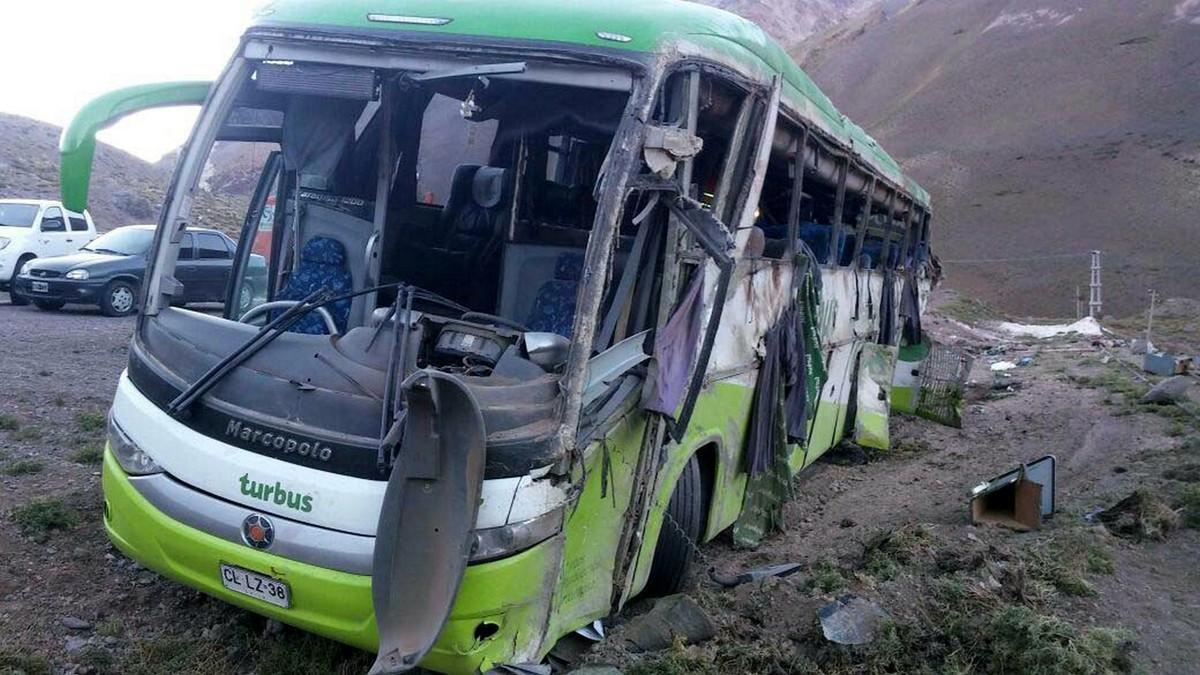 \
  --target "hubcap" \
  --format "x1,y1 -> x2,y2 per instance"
238,284 -> 253,312
111,287 -> 134,313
